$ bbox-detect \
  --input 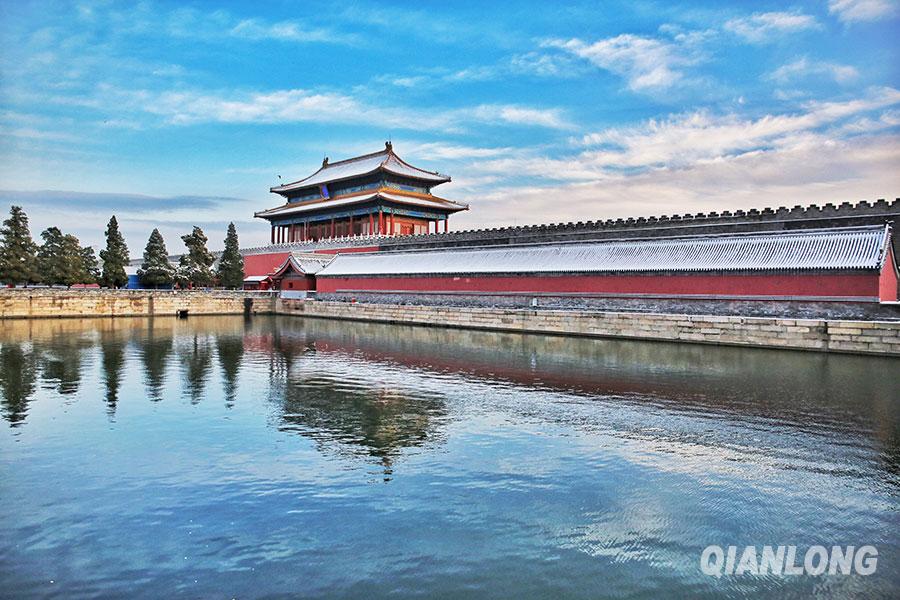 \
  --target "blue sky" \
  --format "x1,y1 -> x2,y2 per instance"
1,0 -> 898,251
